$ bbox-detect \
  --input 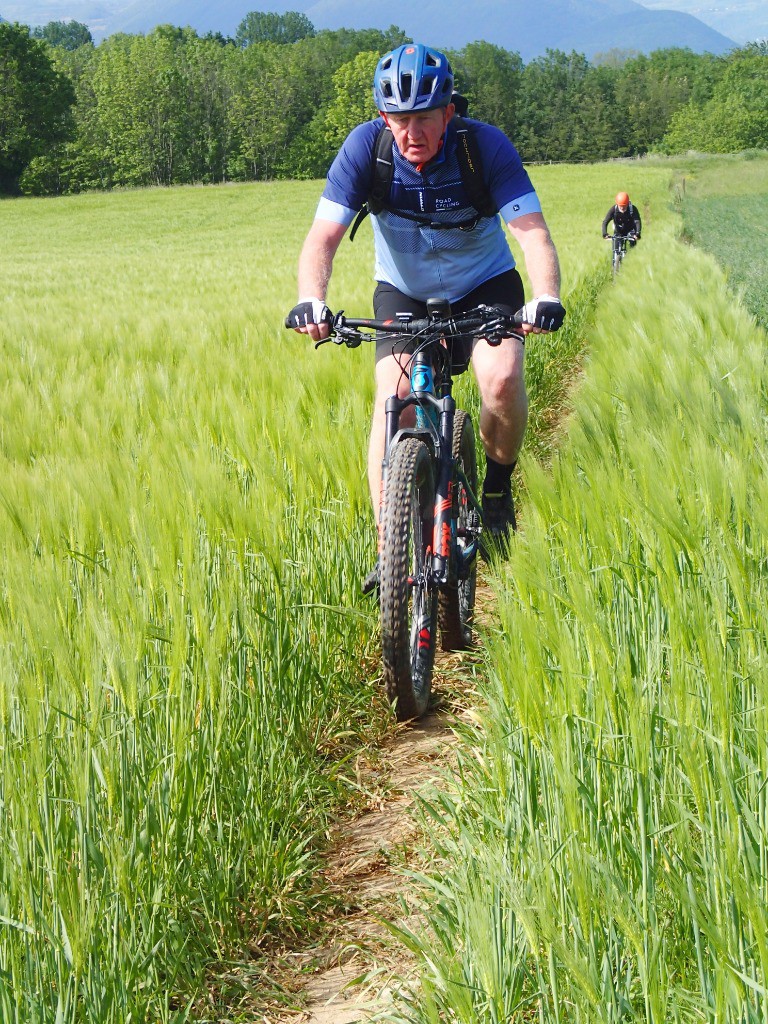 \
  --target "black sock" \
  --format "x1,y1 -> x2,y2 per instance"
483,456 -> 516,496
